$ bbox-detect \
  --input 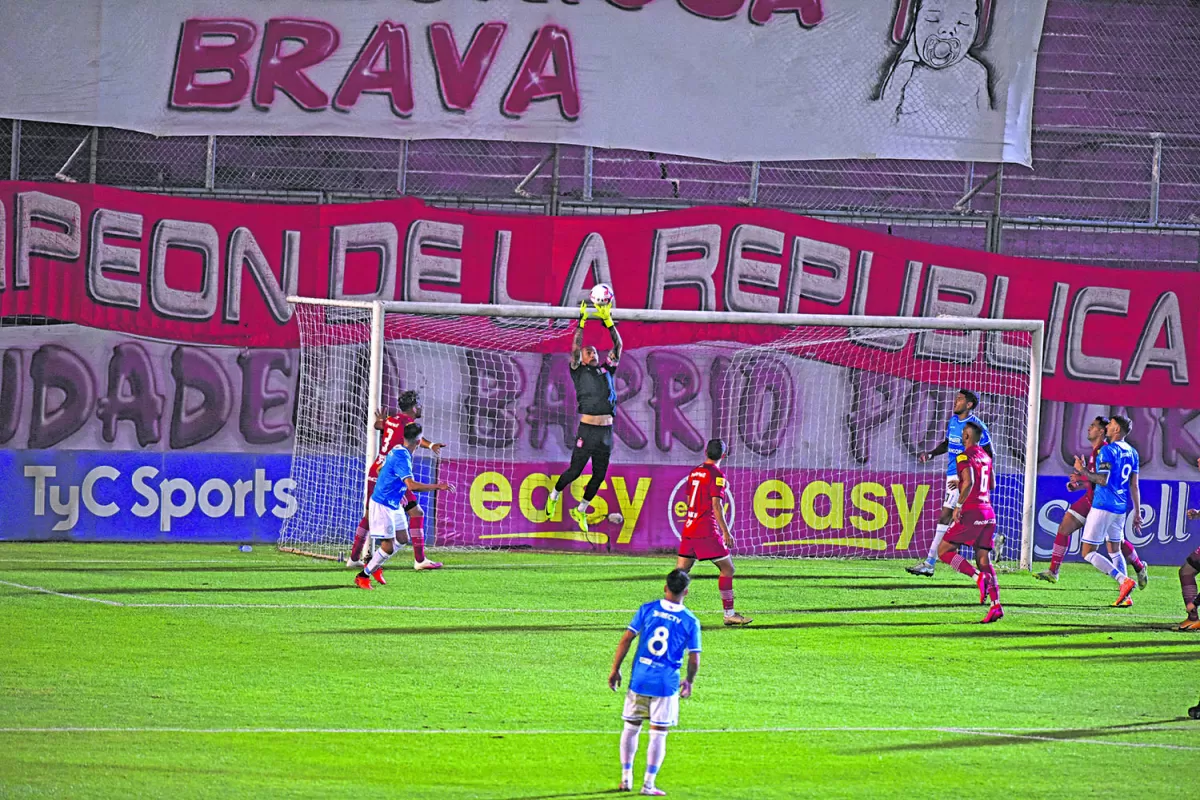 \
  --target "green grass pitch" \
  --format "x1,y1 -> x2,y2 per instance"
0,543 -> 1196,799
